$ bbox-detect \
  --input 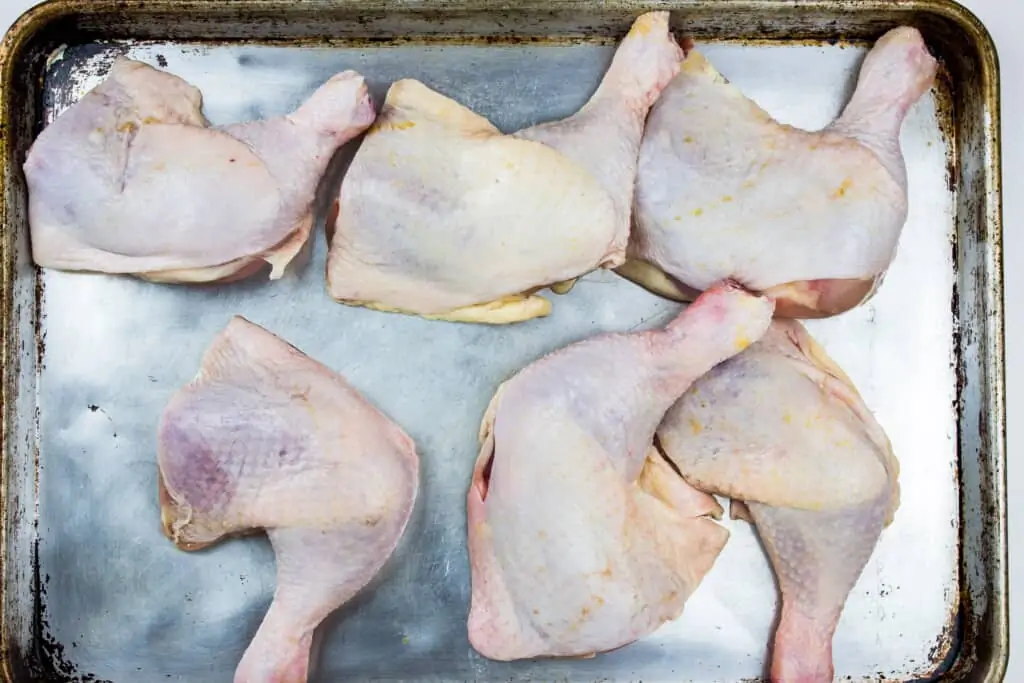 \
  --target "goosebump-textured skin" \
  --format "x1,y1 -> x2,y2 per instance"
158,317 -> 419,683
327,11 -> 683,324
657,319 -> 899,683
630,26 -> 938,318
467,282 -> 775,660
25,59 -> 375,283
